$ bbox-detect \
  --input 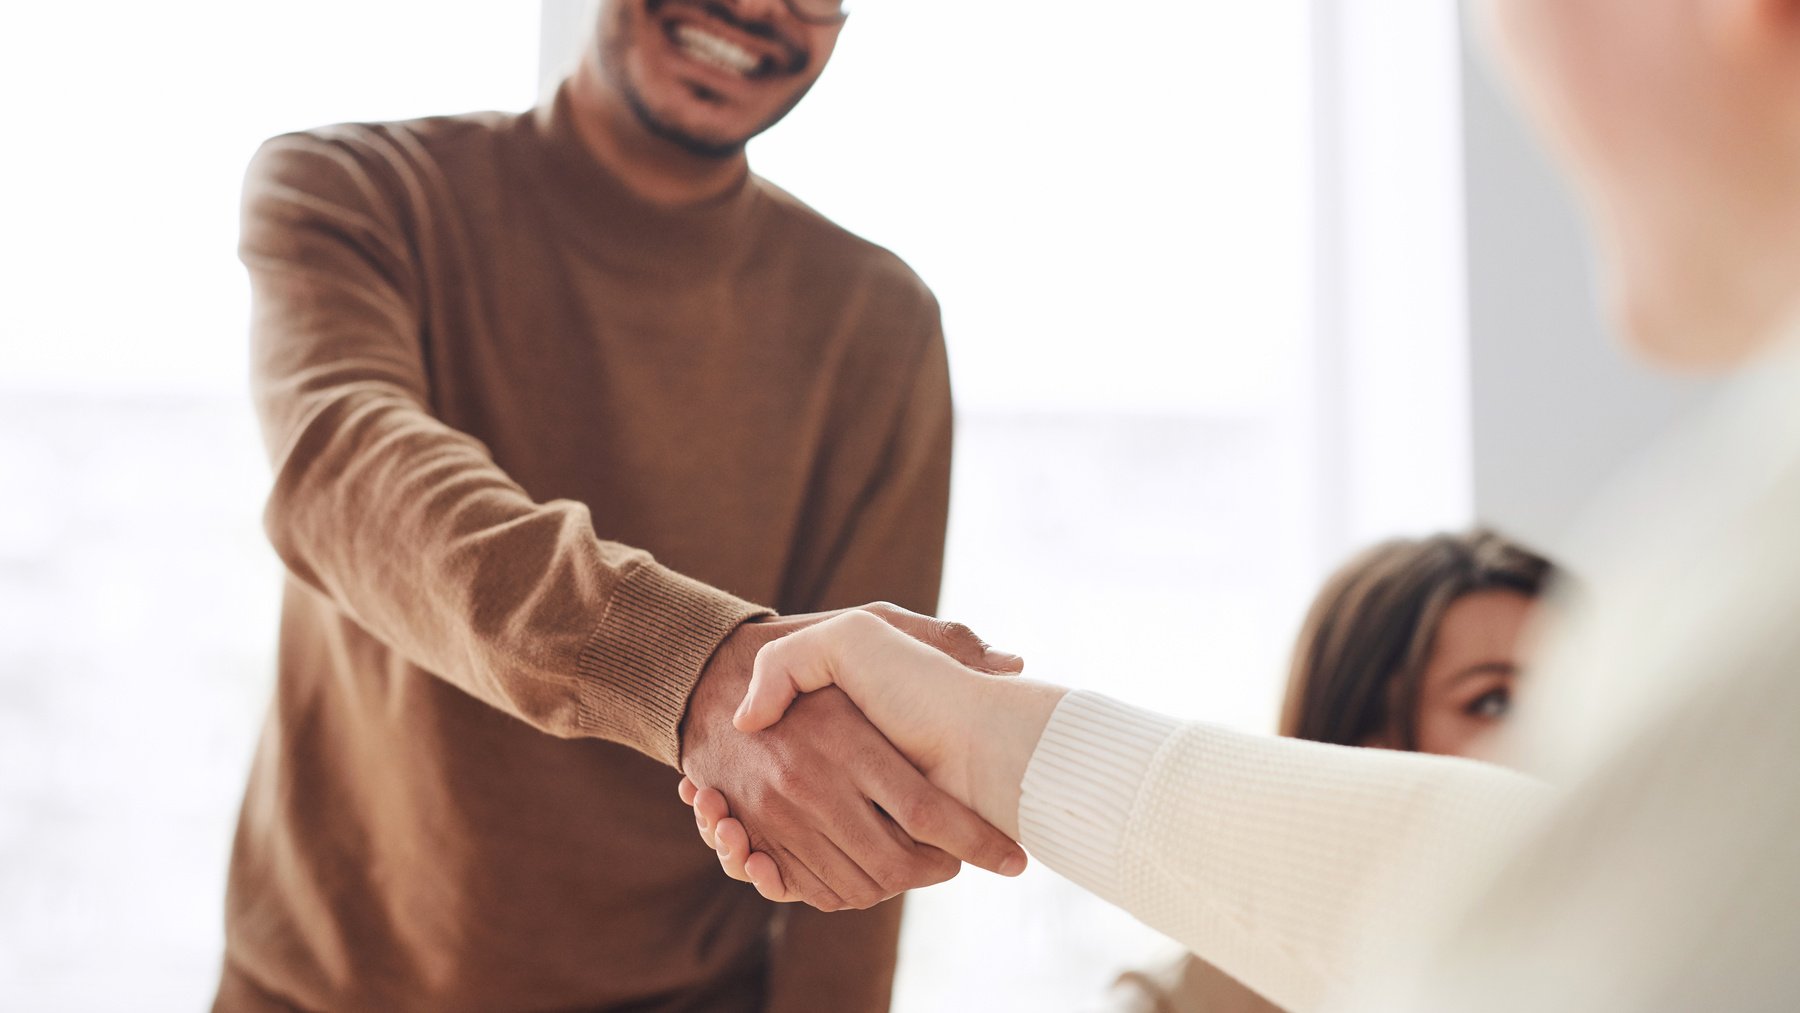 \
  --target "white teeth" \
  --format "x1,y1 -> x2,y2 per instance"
673,23 -> 759,76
